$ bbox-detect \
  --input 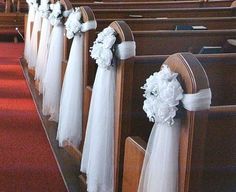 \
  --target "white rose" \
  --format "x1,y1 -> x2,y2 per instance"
66,31 -> 74,39
102,26 -> 115,36
103,34 -> 116,49
71,20 -> 82,33
74,9 -> 82,20
49,3 -> 54,10
143,97 -> 159,122
97,48 -> 113,68
91,43 -> 103,59
96,32 -> 105,42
